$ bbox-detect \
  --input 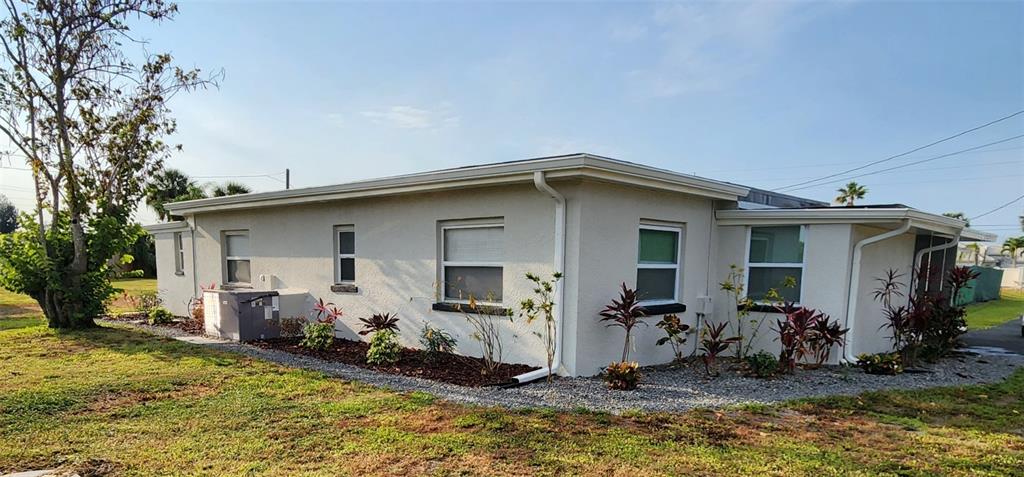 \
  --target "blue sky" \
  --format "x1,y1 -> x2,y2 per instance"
1,1 -> 1022,239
